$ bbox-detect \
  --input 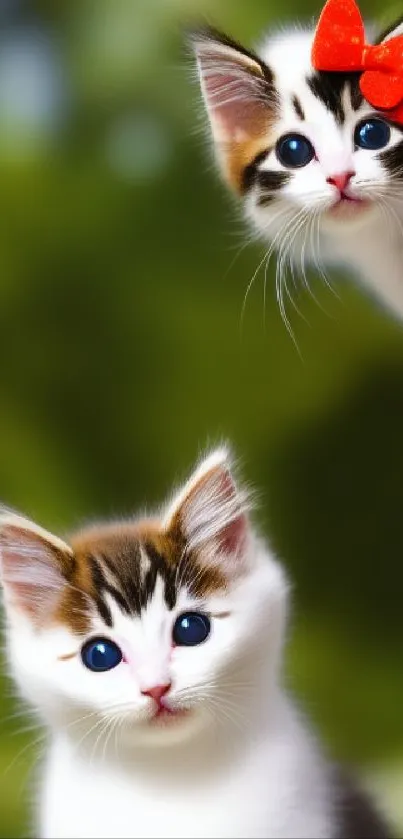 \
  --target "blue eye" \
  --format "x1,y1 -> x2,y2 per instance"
276,134 -> 315,168
354,118 -> 390,150
172,612 -> 211,647
81,637 -> 122,672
